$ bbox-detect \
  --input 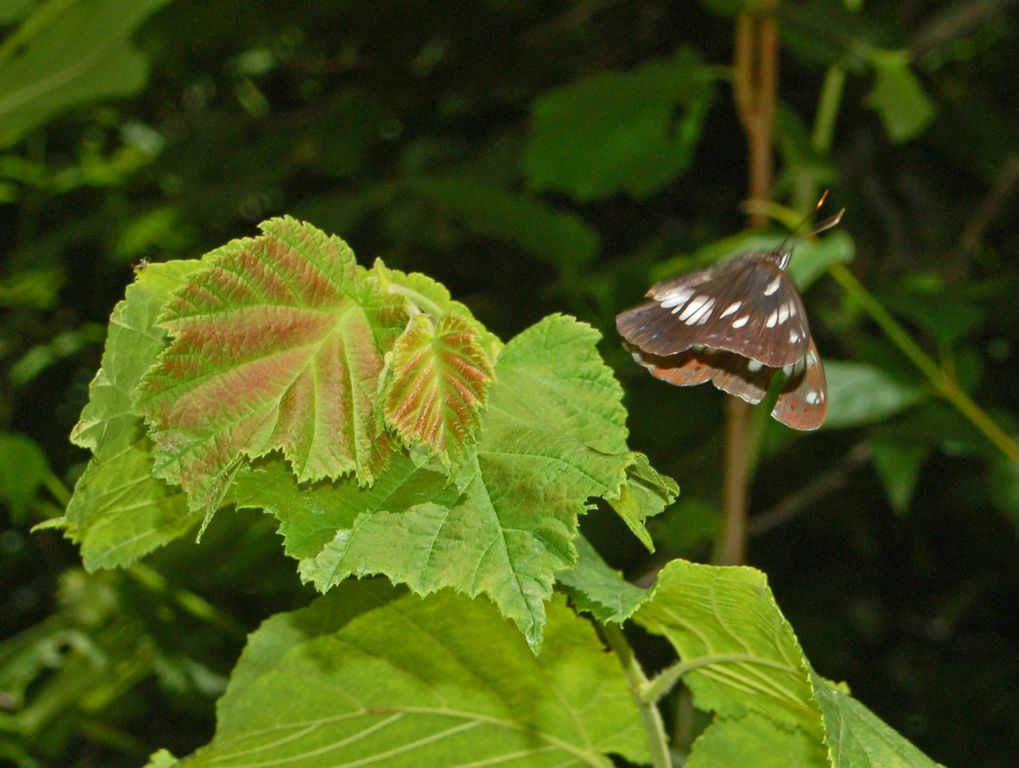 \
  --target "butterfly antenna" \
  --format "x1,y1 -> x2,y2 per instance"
777,190 -> 844,254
